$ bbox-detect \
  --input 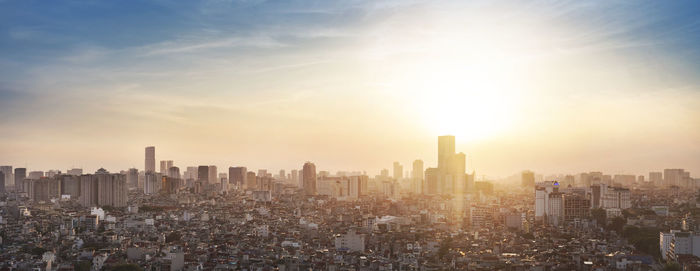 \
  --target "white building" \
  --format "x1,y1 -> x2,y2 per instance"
535,181 -> 559,219
660,230 -> 700,261
335,229 -> 365,252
